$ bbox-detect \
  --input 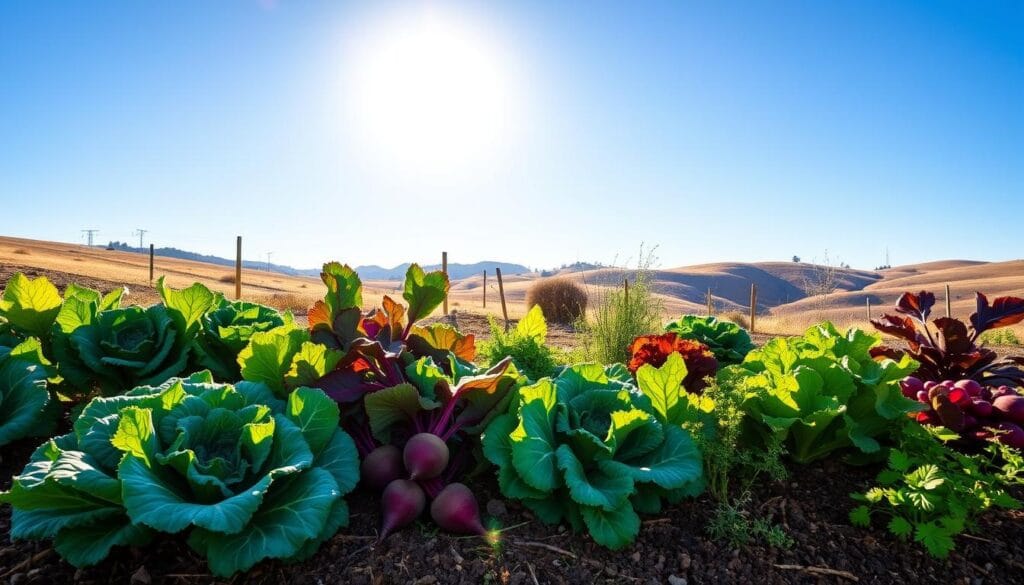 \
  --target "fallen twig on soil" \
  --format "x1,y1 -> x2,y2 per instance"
527,562 -> 541,585
0,548 -> 52,578
512,540 -> 576,559
774,564 -> 858,581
